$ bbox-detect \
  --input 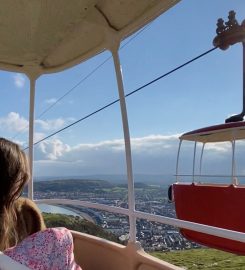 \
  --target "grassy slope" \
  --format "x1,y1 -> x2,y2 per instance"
152,249 -> 245,270
43,213 -> 120,243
